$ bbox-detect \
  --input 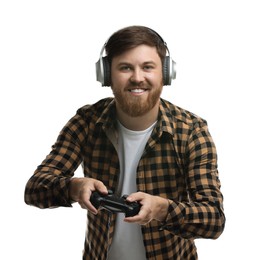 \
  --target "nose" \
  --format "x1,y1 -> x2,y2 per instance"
130,68 -> 144,84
